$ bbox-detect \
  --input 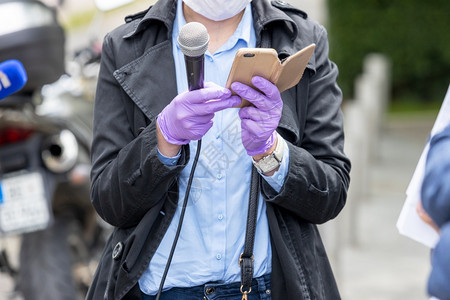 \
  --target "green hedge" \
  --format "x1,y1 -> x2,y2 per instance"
327,0 -> 450,102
